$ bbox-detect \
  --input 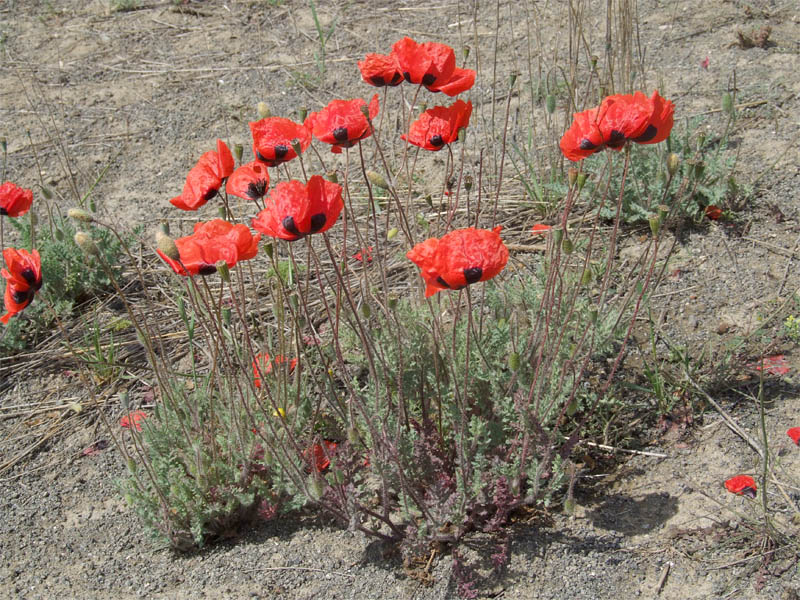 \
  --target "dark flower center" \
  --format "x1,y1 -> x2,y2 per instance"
422,73 -> 436,87
282,216 -> 302,239
274,145 -> 289,160
430,135 -> 444,147
202,187 -> 219,202
198,264 -> 217,276
579,138 -> 598,151
20,267 -> 40,289
0,207 -> 7,216
632,124 -> 658,143
403,71 -> 413,82
246,179 -> 268,200
370,76 -> 386,86
606,129 -> 626,148
11,288 -> 32,305
309,213 -> 327,234
463,267 -> 483,284
333,127 -> 349,142
436,276 -> 451,289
